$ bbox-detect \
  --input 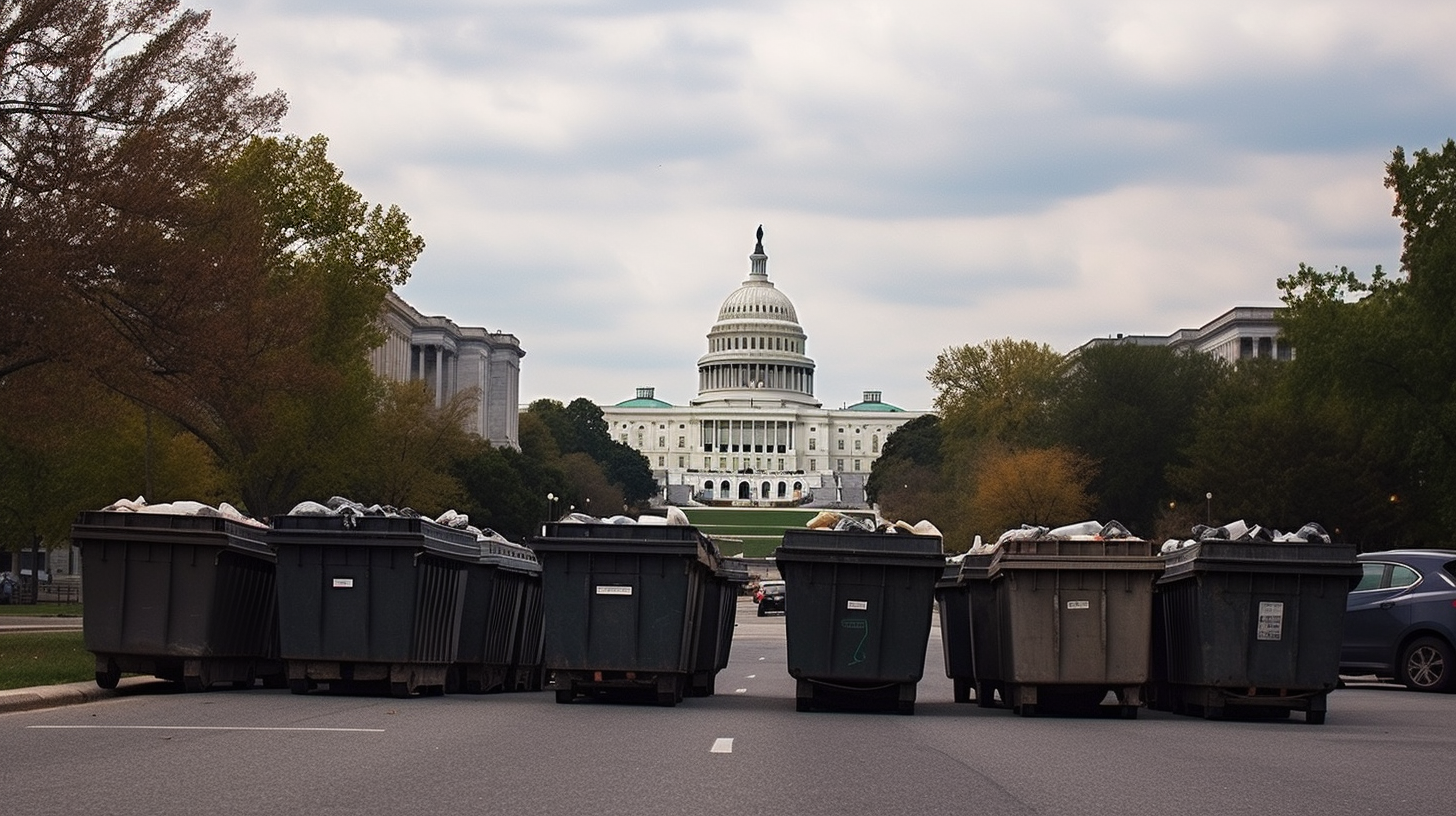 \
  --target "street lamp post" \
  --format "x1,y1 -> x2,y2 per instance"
546,492 -> 557,524
1205,492 -> 1212,525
